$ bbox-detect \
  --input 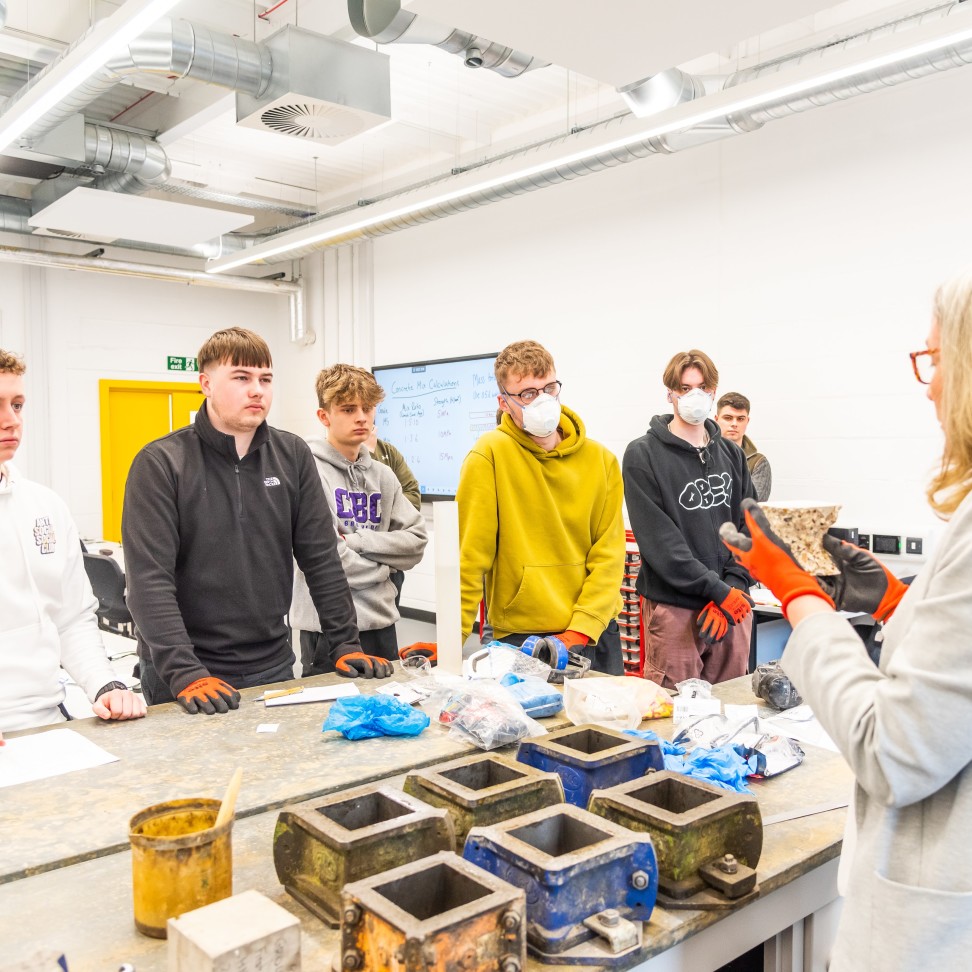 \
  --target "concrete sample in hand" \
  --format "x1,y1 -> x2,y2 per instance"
760,502 -> 841,575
